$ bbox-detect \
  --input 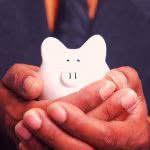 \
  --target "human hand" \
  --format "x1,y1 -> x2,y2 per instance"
2,64 -> 43,100
17,67 -> 150,150
1,64 -> 117,149
42,91 -> 149,150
